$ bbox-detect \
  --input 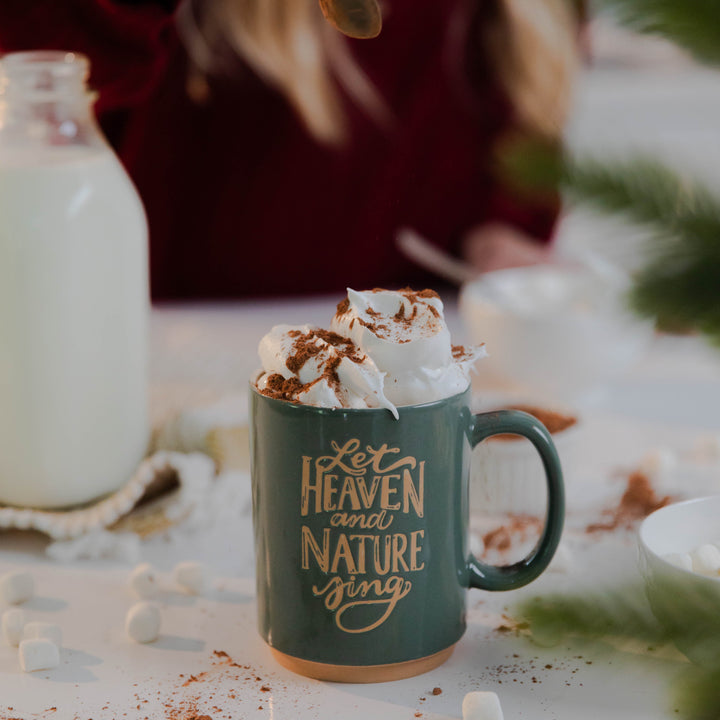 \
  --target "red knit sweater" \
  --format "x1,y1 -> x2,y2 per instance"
0,0 -> 559,299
